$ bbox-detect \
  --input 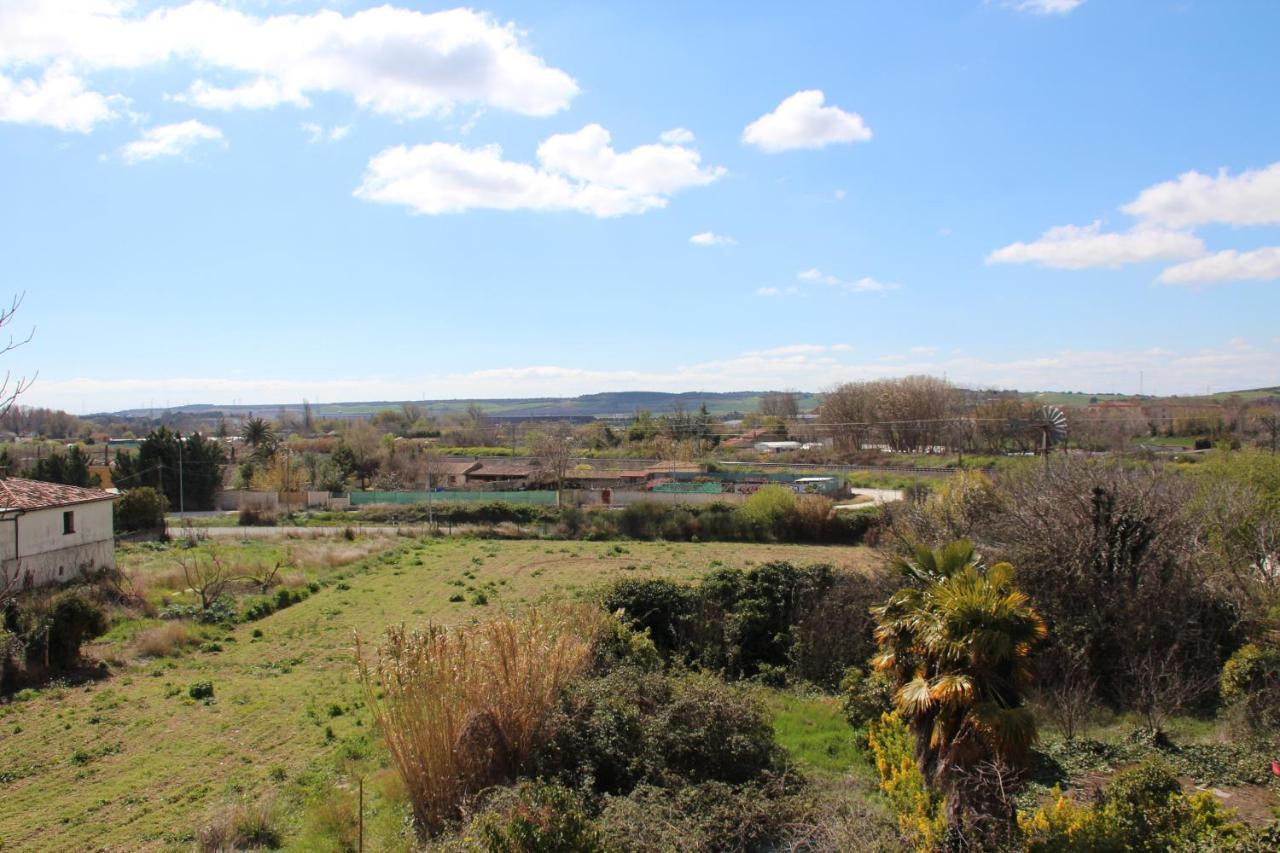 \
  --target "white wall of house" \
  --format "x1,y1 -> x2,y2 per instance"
0,500 -> 115,588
